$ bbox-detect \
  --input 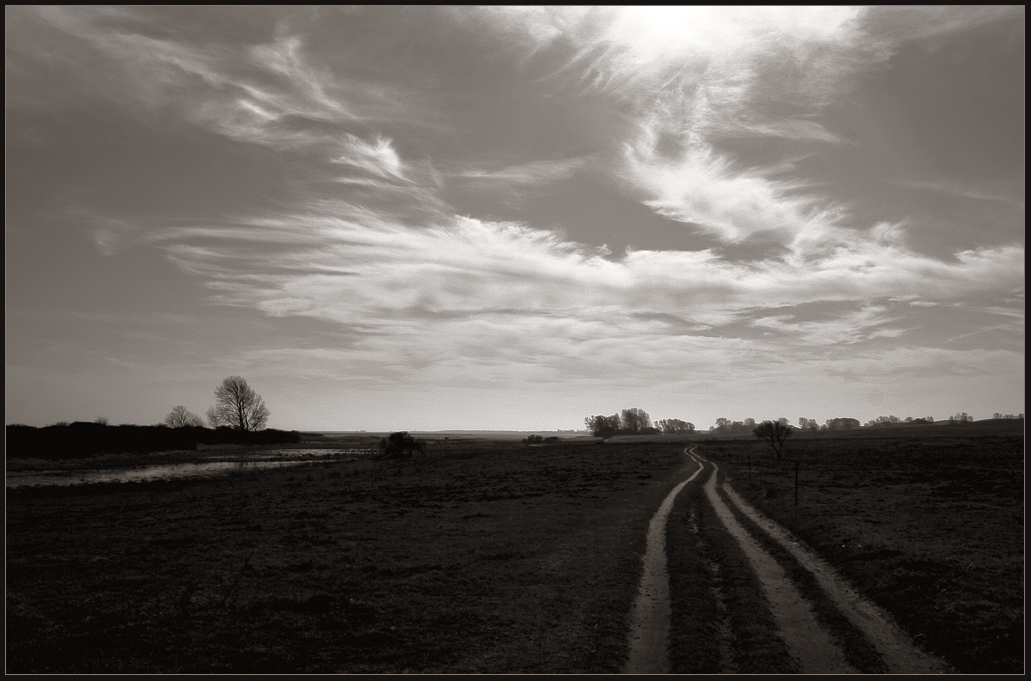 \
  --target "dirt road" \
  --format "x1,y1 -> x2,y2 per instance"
626,446 -> 948,674
623,458 -> 702,673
